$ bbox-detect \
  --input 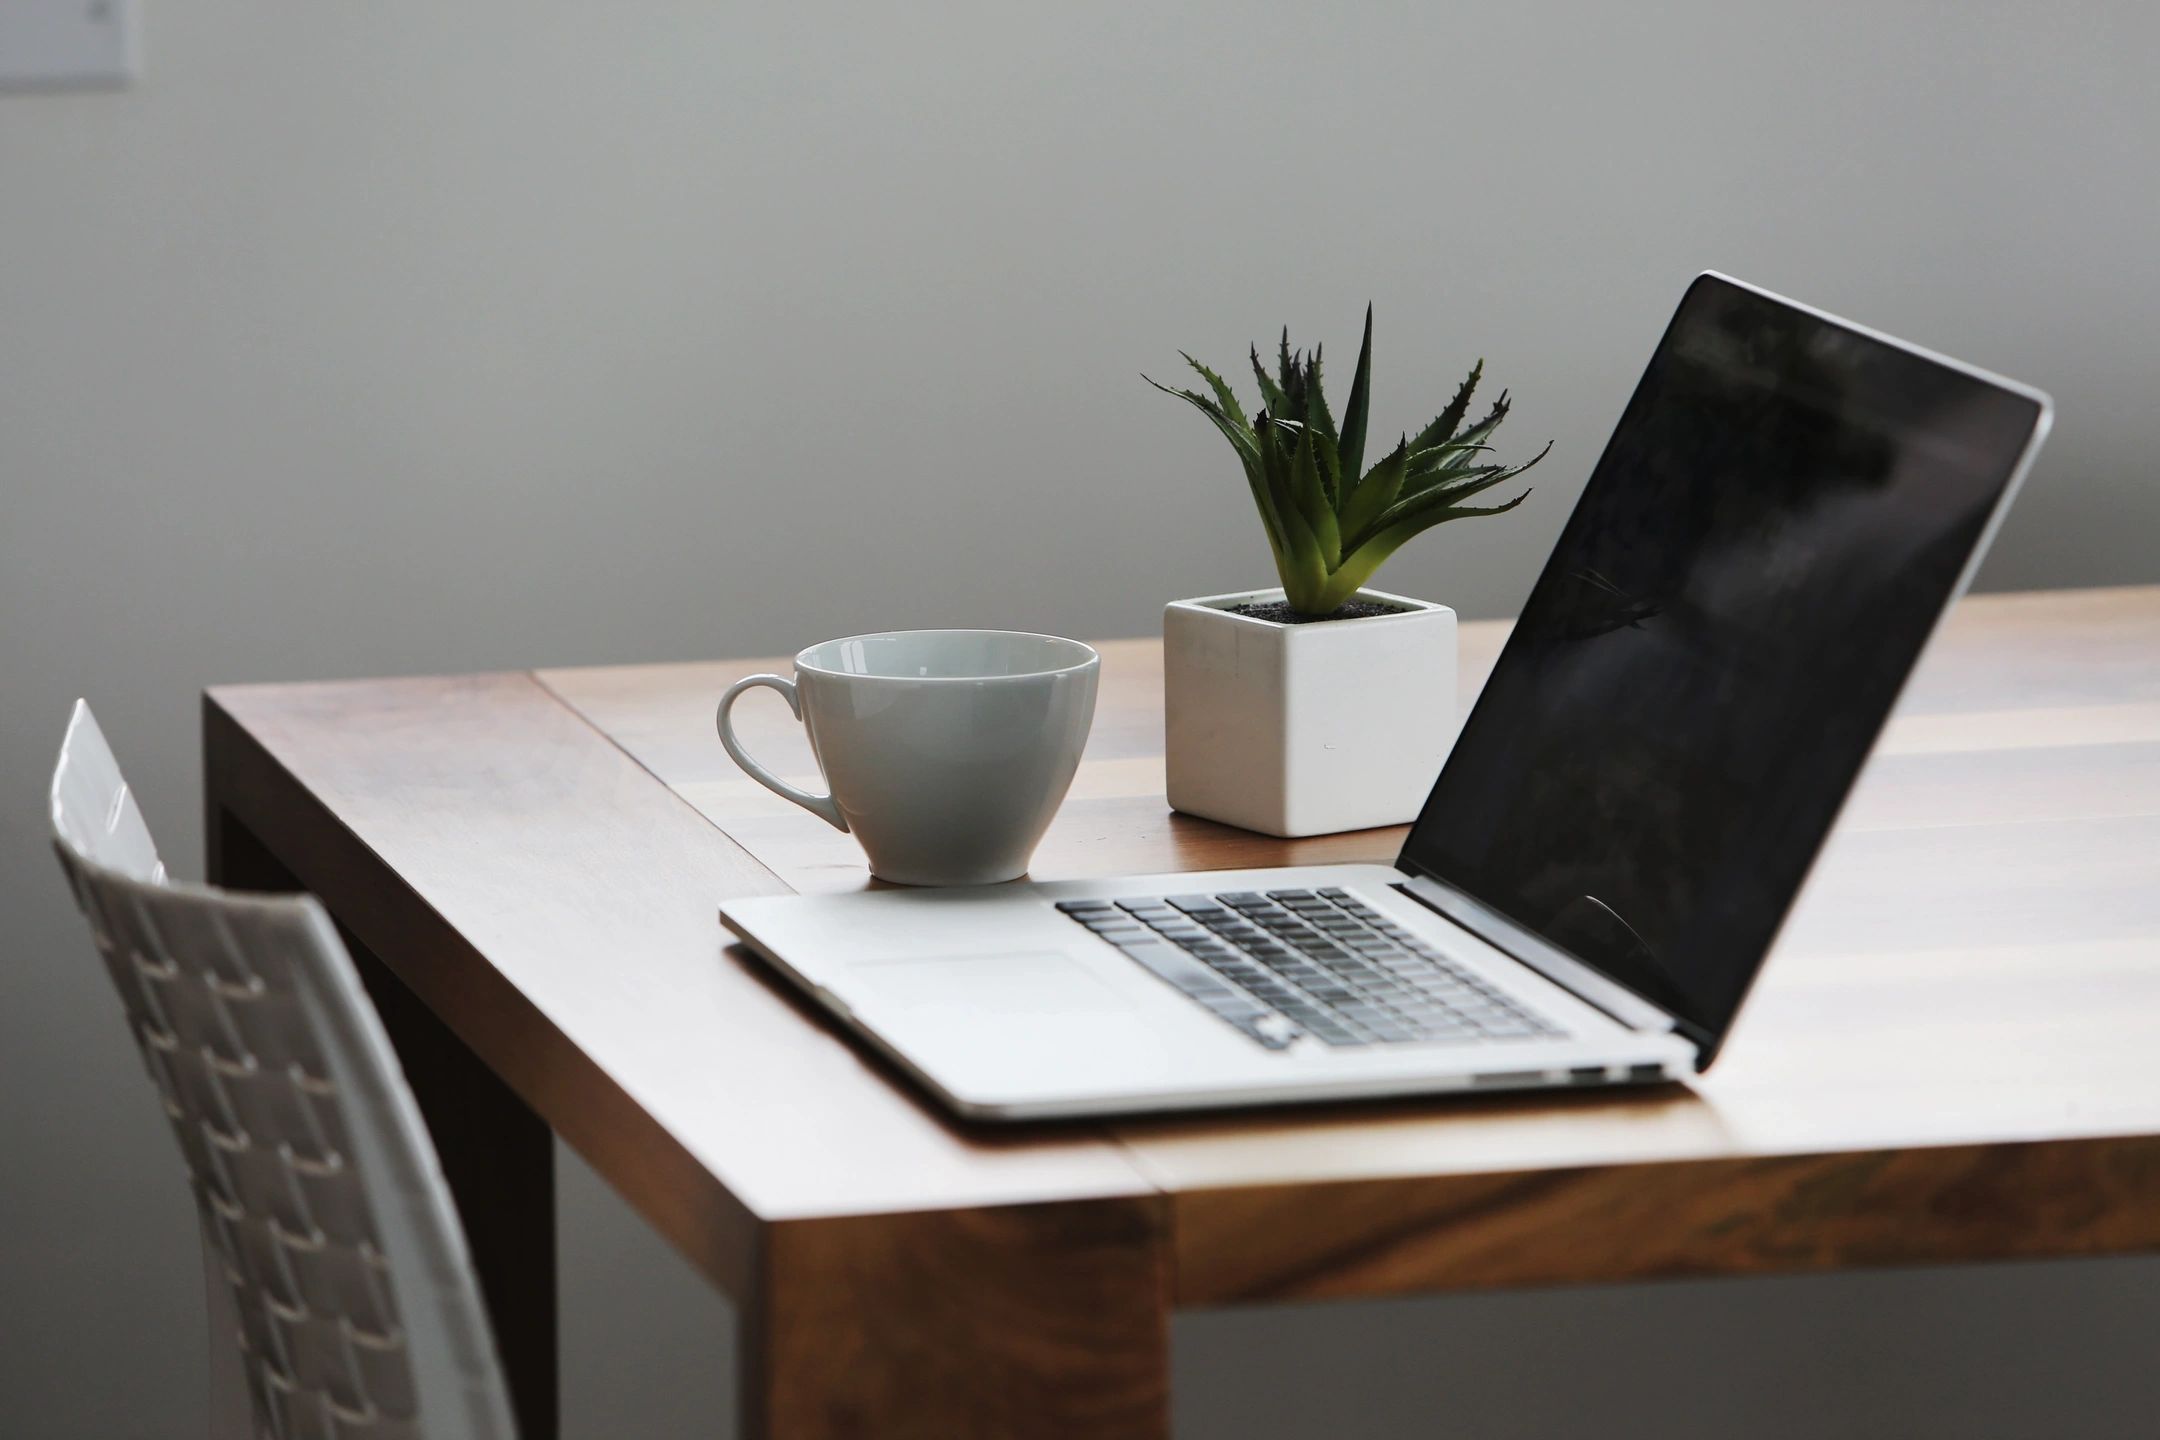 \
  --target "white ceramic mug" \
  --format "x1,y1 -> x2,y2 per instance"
716,630 -> 1100,886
